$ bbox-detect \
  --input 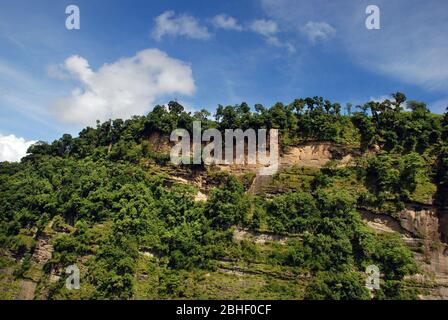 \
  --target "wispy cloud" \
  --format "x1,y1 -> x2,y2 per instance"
300,21 -> 335,43
250,19 -> 279,37
259,0 -> 448,92
152,11 -> 211,40
212,14 -> 243,31
0,60 -> 41,88
152,11 -> 295,52
250,19 -> 295,53
0,60 -> 66,133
